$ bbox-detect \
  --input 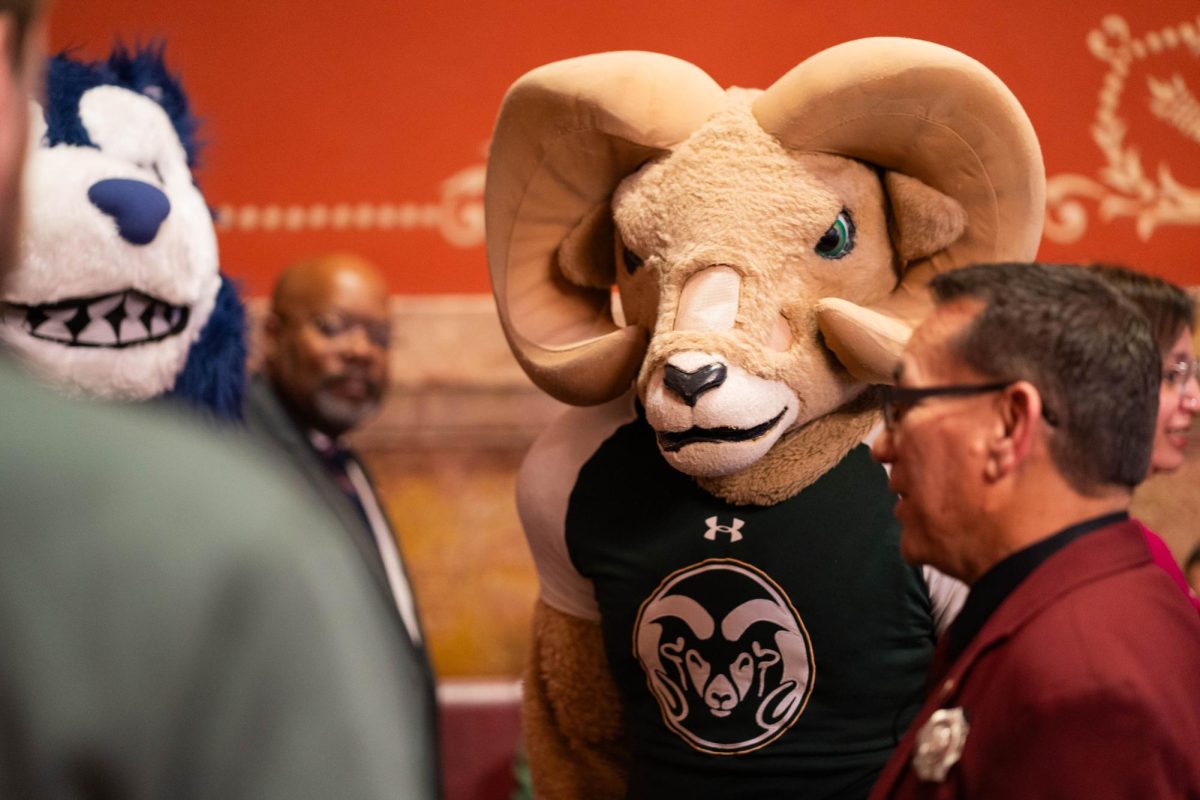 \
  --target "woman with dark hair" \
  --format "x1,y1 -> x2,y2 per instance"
1093,264 -> 1200,613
